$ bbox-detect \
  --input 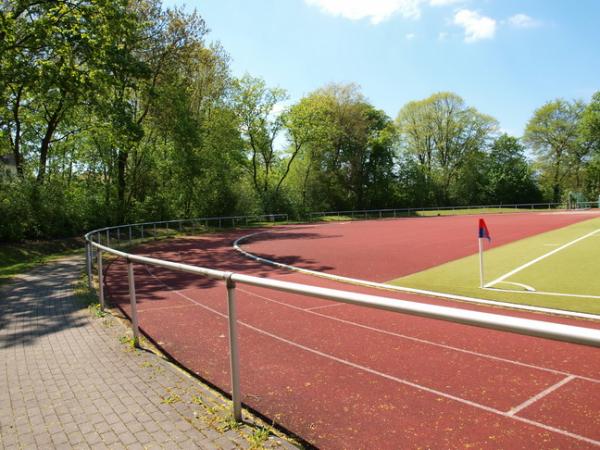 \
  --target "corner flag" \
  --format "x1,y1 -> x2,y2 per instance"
478,218 -> 491,242
477,218 -> 491,288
